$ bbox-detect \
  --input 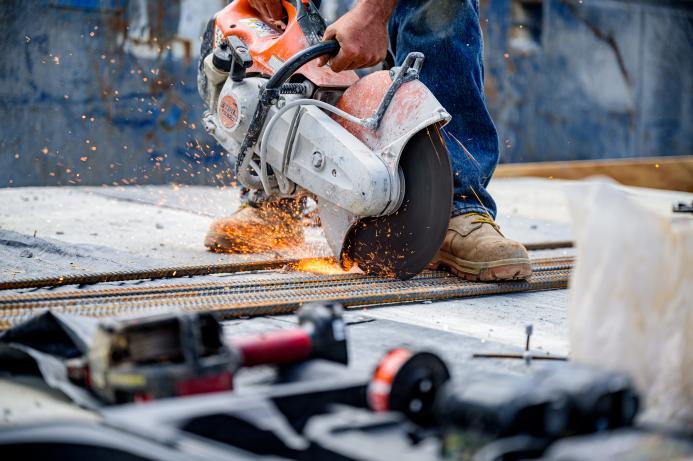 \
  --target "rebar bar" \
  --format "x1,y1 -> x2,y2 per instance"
0,243 -> 574,291
0,259 -> 572,330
